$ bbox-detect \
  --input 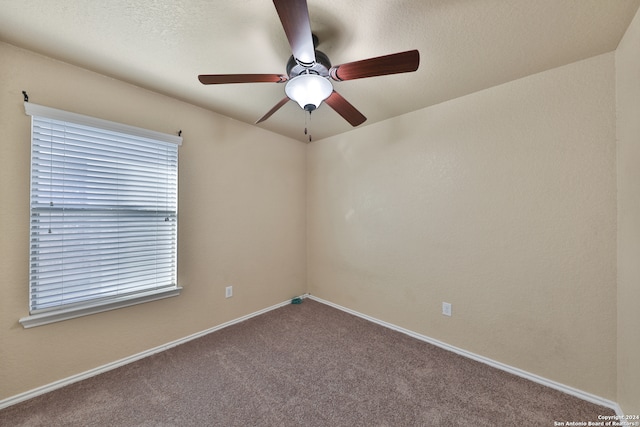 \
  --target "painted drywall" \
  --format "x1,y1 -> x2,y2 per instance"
616,6 -> 640,416
307,53 -> 617,399
0,41 -> 307,401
